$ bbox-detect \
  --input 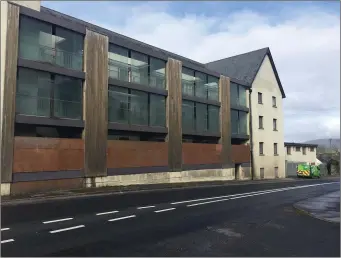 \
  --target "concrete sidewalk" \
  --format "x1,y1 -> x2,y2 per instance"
294,191 -> 340,223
